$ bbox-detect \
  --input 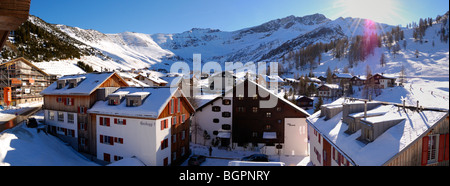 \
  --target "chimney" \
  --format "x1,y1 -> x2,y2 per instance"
364,101 -> 367,119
